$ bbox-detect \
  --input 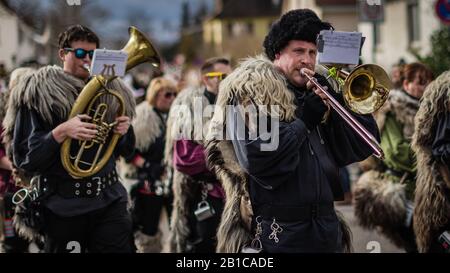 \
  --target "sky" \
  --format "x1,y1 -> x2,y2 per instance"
80,0 -> 214,45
